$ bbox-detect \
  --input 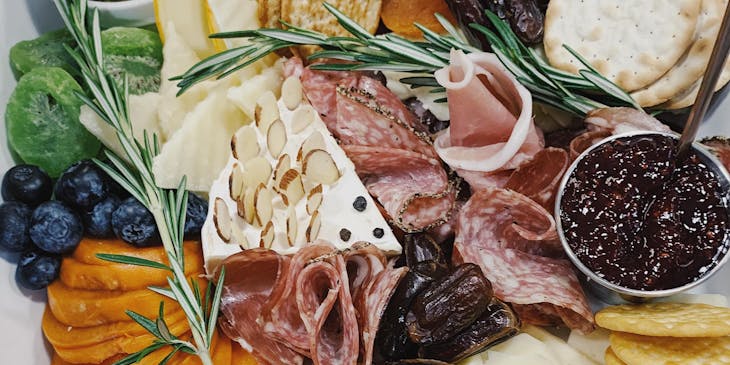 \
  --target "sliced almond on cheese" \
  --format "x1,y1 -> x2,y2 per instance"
303,149 -> 340,184
273,154 -> 292,187
306,184 -> 323,215
286,206 -> 298,246
213,197 -> 232,242
237,186 -> 256,224
278,169 -> 305,206
229,163 -> 245,201
297,131 -> 326,162
281,76 -> 303,110
253,183 -> 273,227
255,91 -> 280,132
259,221 -> 275,248
267,119 -> 287,158
232,126 -> 260,162
305,210 -> 321,242
243,156 -> 273,189
291,104 -> 316,133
